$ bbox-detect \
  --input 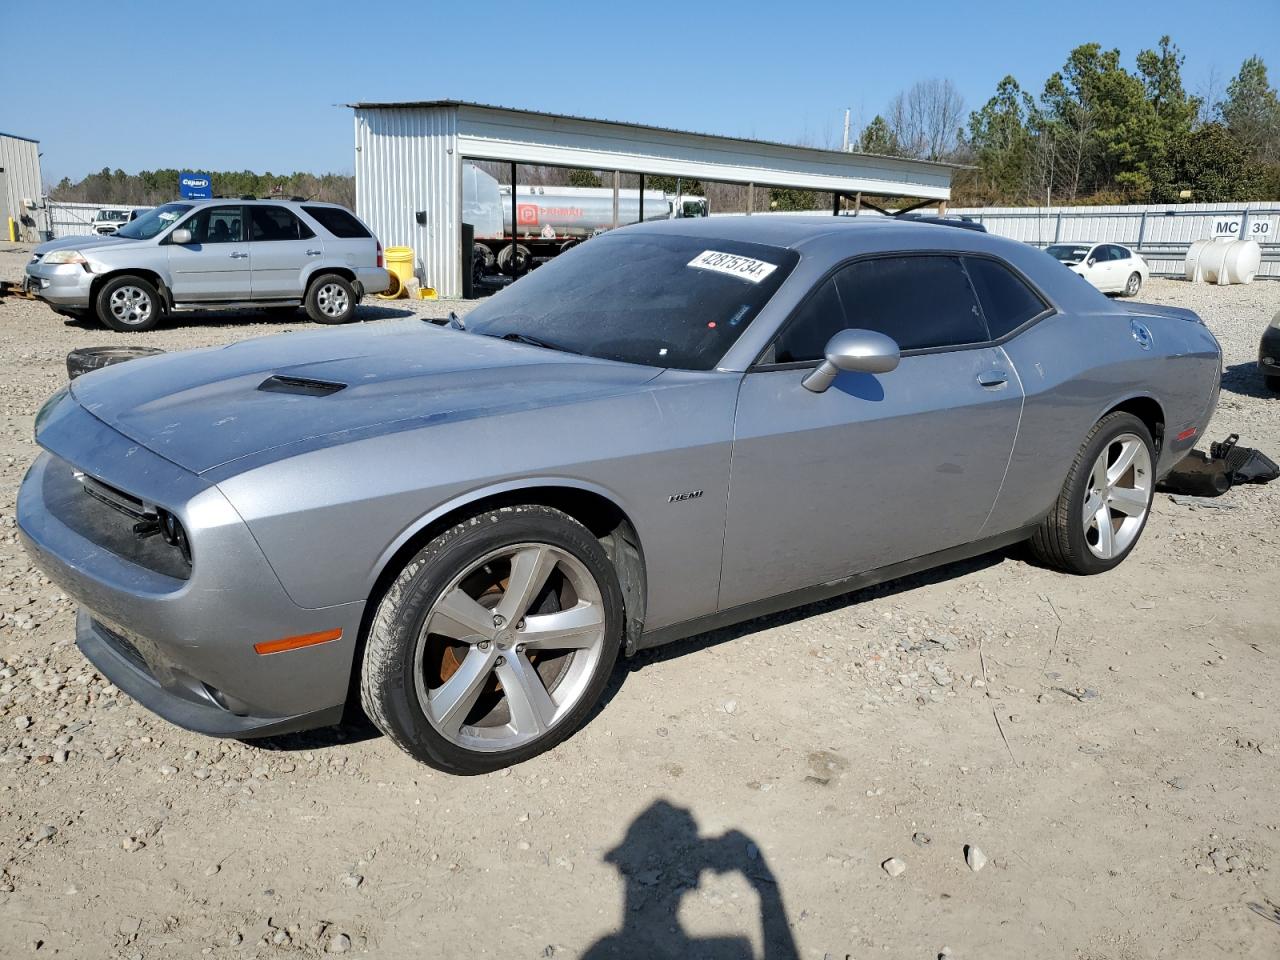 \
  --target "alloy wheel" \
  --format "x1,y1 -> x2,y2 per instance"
108,285 -> 153,326
1126,273 -> 1140,296
413,543 -> 607,752
1081,432 -> 1151,560
316,282 -> 350,318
